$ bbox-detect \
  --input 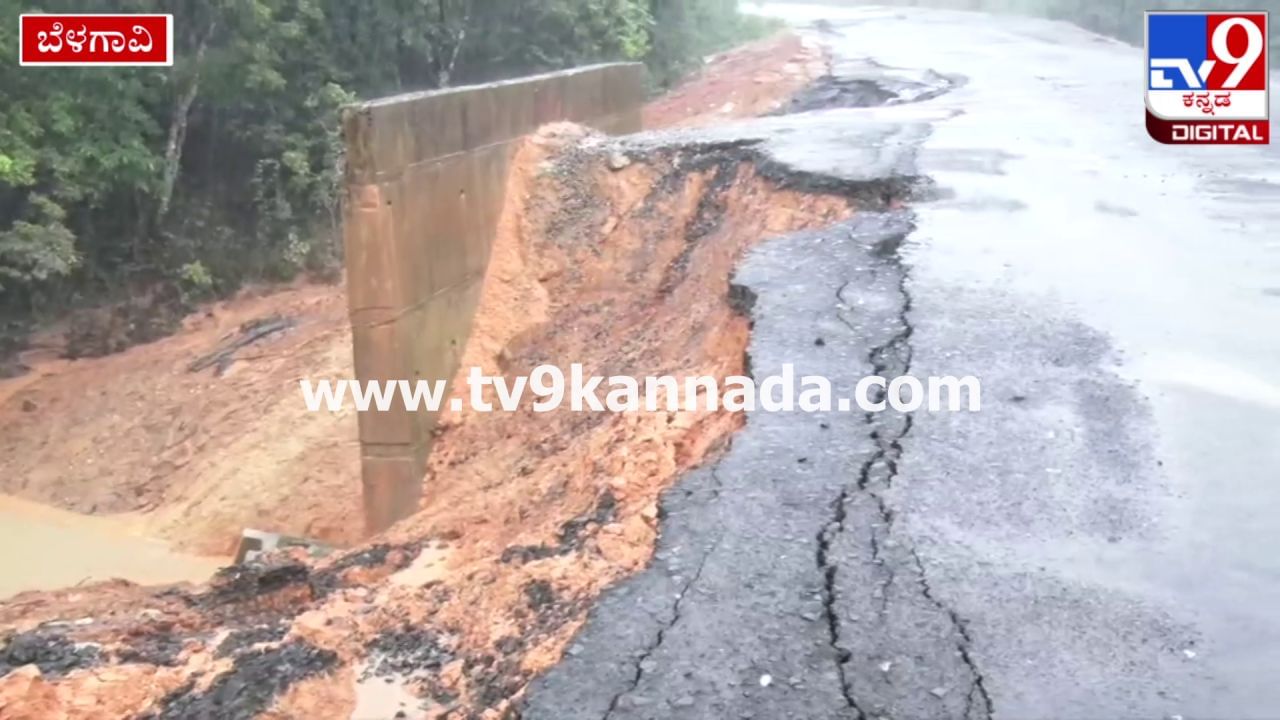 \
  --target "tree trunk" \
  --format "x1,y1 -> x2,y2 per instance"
434,0 -> 471,88
155,20 -> 214,227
